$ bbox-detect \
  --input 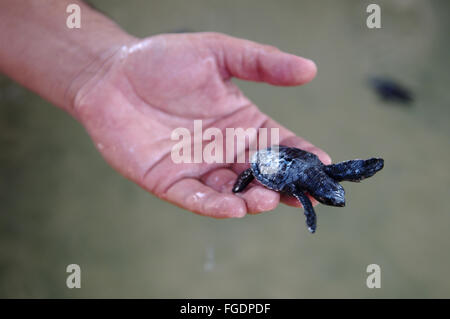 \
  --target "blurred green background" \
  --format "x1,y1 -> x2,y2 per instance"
1,0 -> 450,298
